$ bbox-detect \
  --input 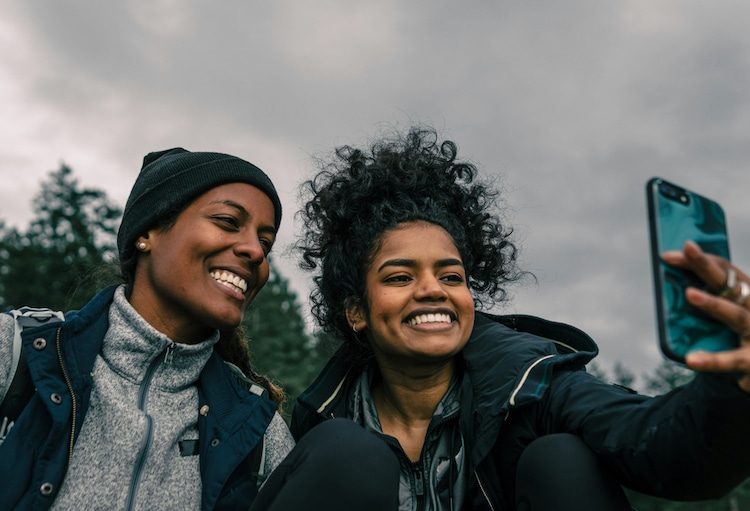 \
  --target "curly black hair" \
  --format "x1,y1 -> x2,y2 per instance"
296,126 -> 524,365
